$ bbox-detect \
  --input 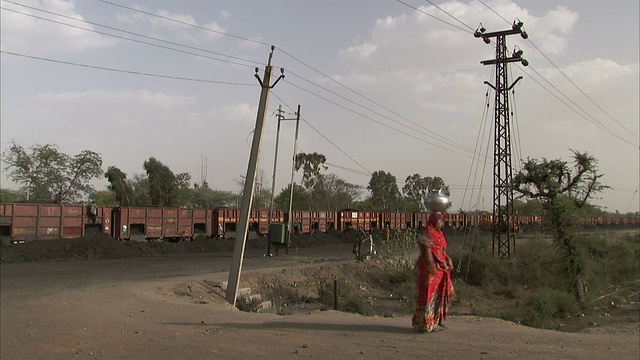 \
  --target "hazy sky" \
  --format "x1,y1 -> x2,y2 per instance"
1,0 -> 638,213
